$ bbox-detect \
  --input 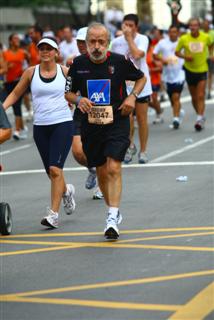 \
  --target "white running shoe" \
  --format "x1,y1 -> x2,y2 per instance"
41,208 -> 58,228
104,211 -> 122,240
93,186 -> 104,200
138,152 -> 148,164
62,184 -> 76,215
